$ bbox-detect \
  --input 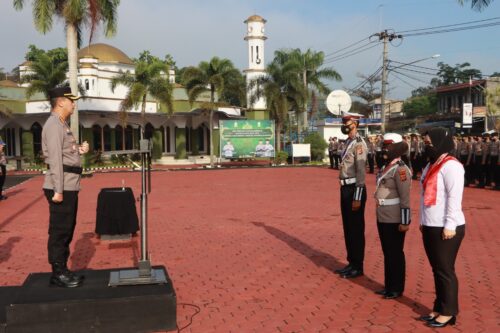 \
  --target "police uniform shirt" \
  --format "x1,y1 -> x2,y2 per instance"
473,141 -> 488,164
420,160 -> 466,231
375,159 -> 411,224
410,140 -> 419,153
490,140 -> 500,156
42,112 -> 82,193
367,141 -> 375,154
340,134 -> 367,200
